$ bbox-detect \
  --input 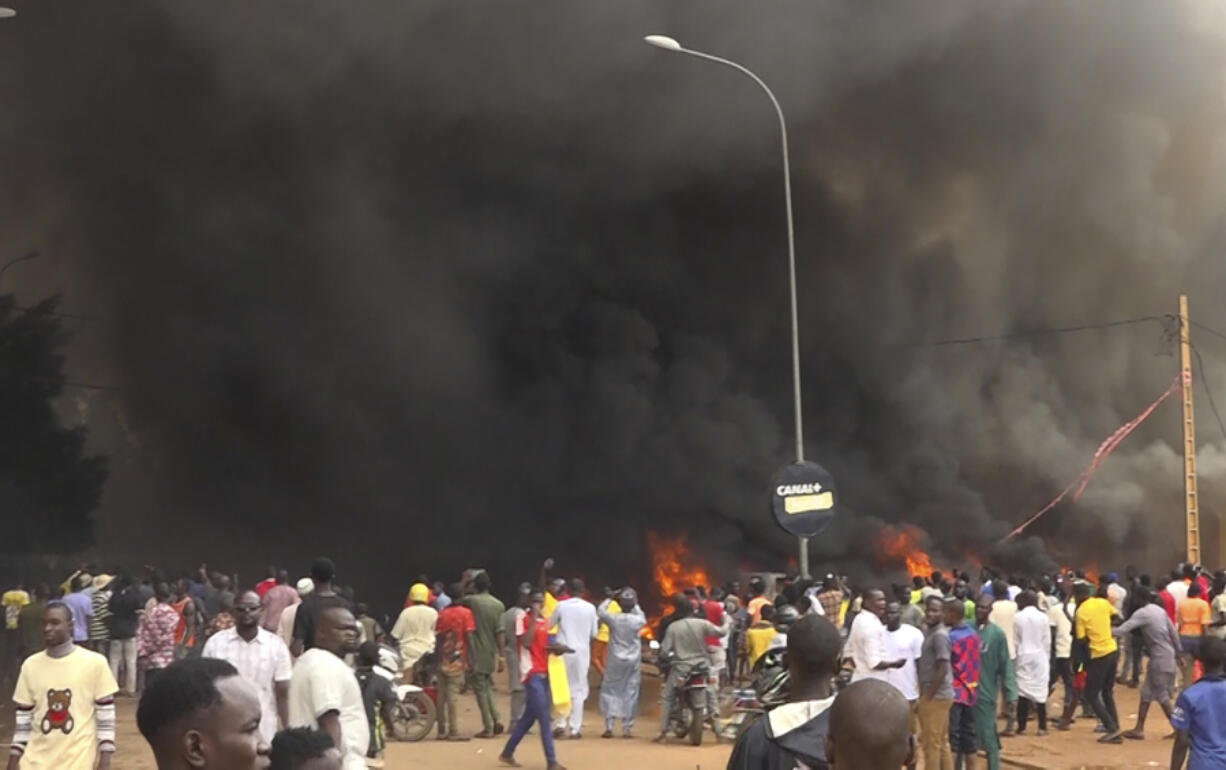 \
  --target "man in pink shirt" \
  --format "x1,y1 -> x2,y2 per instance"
261,570 -> 301,633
